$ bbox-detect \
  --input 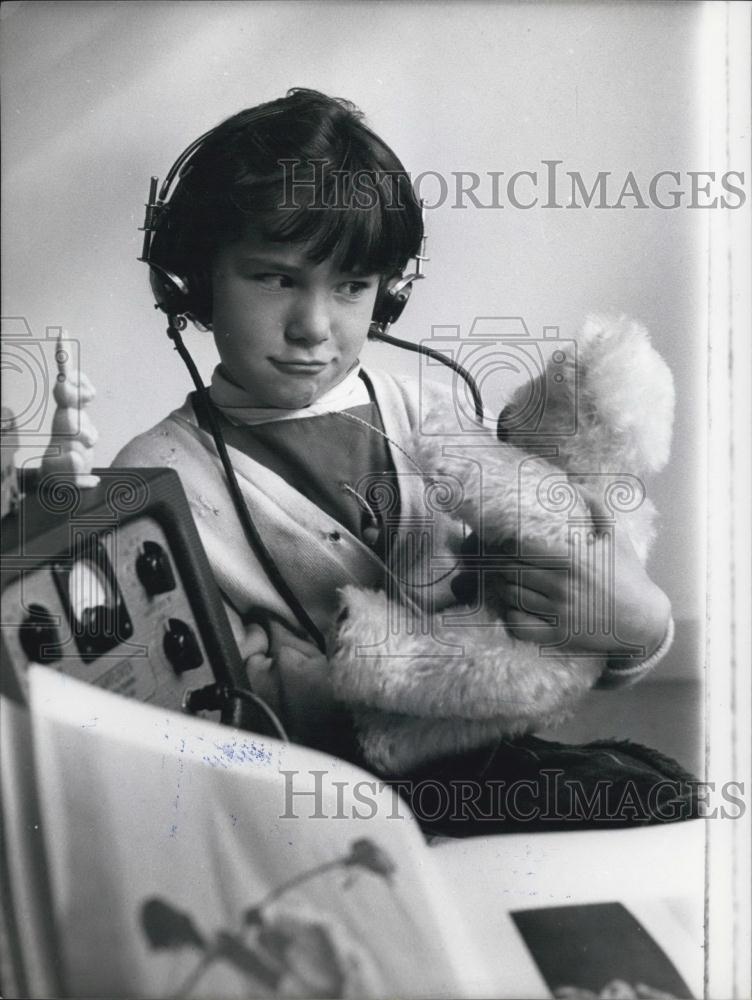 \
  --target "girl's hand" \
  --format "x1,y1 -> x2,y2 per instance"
491,494 -> 672,659
41,335 -> 99,487
243,622 -> 274,677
